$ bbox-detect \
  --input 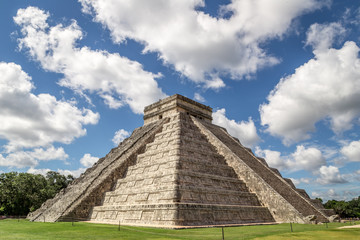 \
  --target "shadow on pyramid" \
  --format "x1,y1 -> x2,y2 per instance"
28,94 -> 335,228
